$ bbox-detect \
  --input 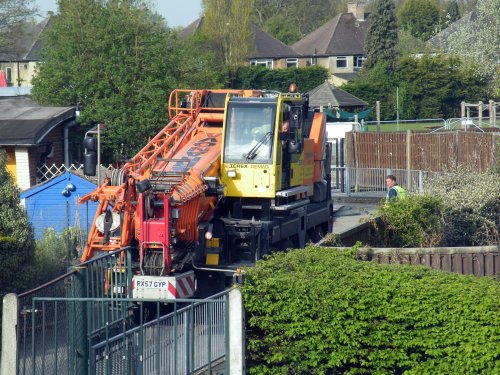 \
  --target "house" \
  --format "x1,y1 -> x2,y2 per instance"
0,97 -> 76,189
20,171 -> 98,239
292,1 -> 369,86
0,17 -> 52,87
180,17 -> 300,69
248,25 -> 301,69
